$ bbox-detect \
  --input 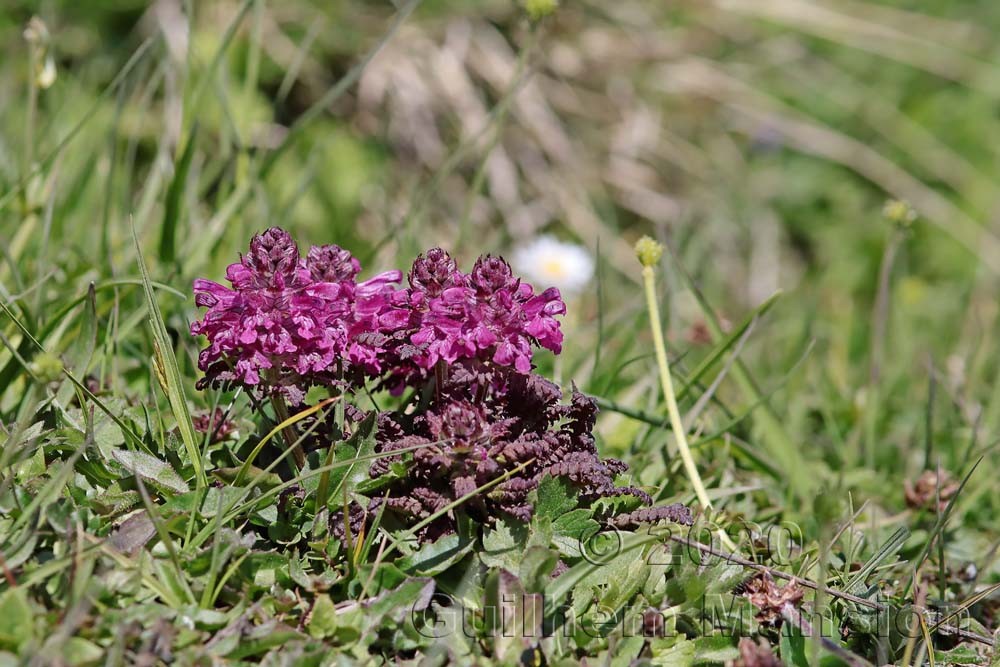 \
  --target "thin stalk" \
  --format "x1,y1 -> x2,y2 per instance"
24,33 -> 38,181
864,225 -> 905,468
663,241 -> 810,498
640,264 -> 712,511
636,237 -> 736,551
